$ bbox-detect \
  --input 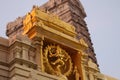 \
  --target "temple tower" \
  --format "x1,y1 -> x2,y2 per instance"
4,0 -> 100,80
0,0 -> 118,80
40,0 -> 97,64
